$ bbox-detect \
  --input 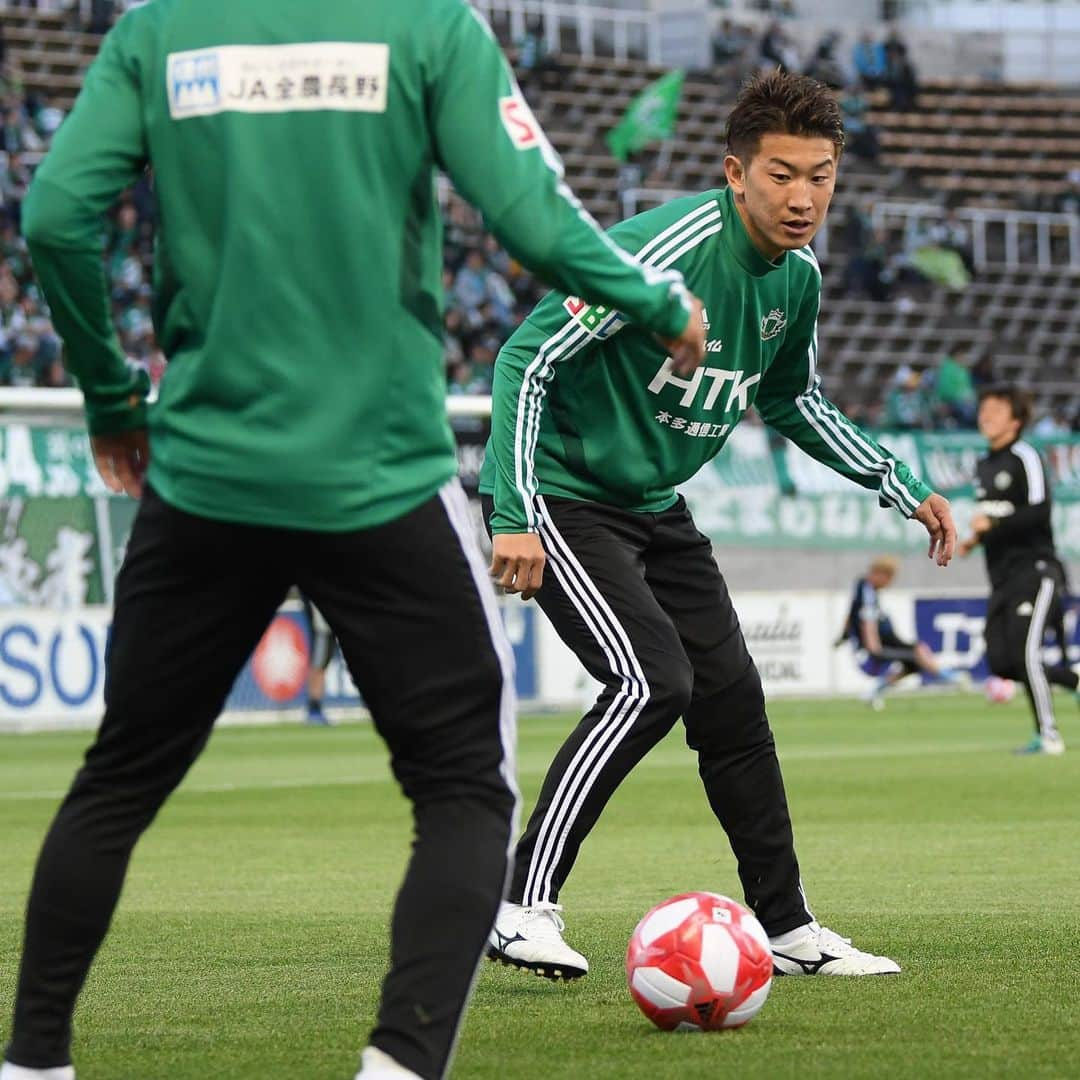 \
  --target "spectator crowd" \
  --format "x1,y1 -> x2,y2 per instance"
0,14 -> 1076,436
